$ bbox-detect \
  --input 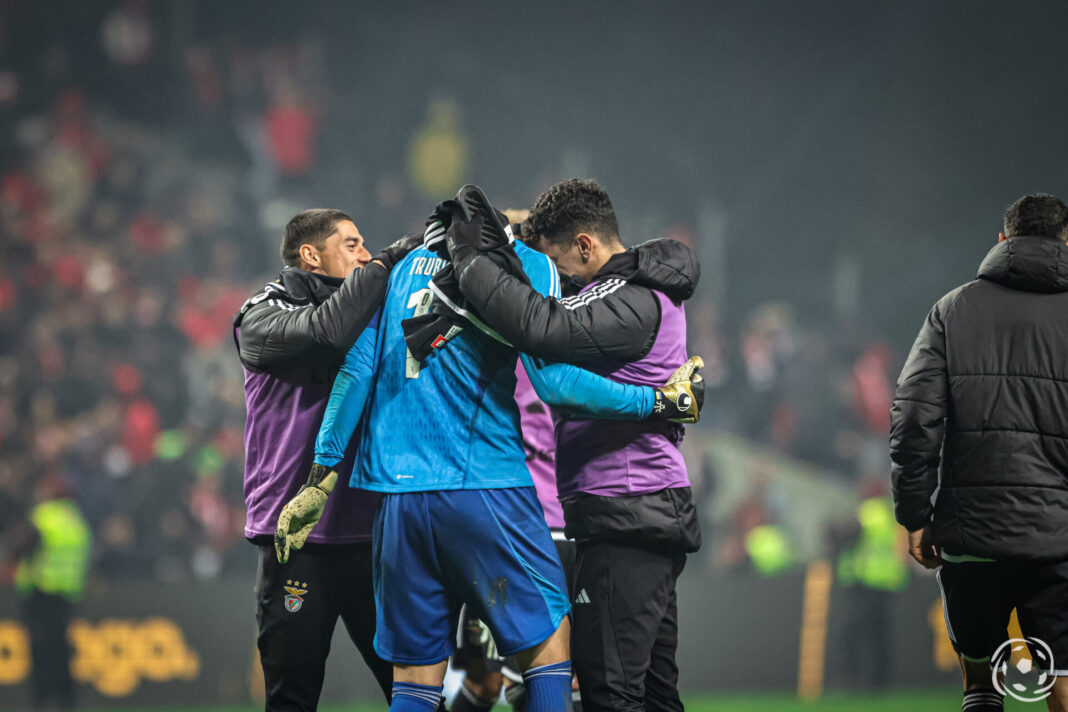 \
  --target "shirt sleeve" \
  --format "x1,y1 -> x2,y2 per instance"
530,251 -> 562,299
520,353 -> 654,420
313,308 -> 381,467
